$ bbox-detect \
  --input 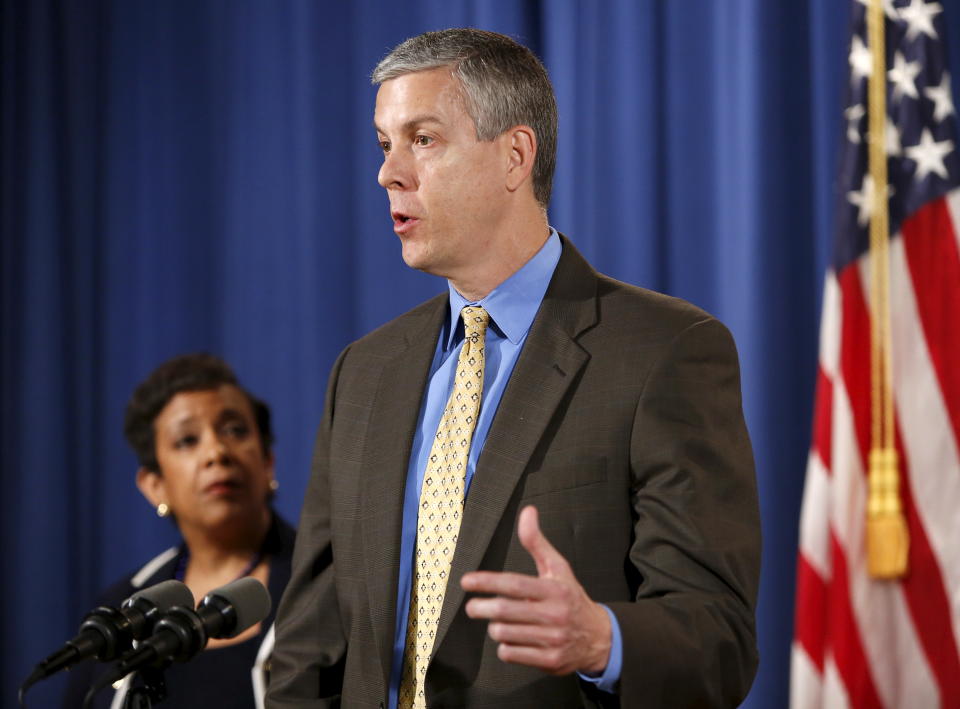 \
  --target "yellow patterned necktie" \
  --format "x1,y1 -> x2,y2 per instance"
398,305 -> 490,709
